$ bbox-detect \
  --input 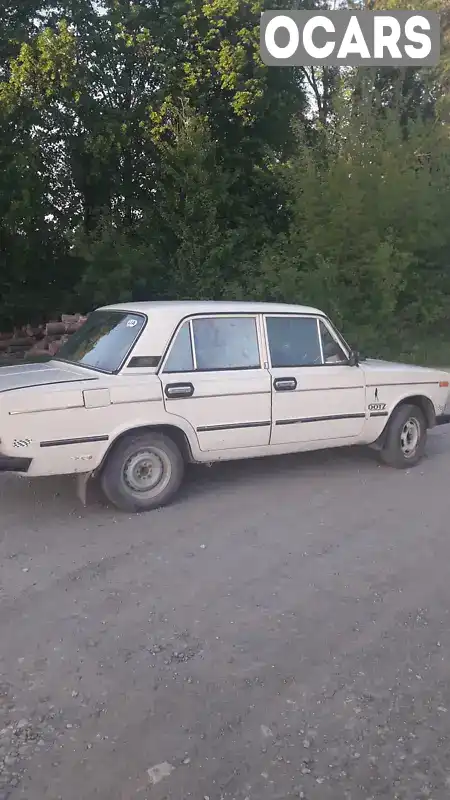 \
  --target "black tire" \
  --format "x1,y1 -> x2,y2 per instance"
379,403 -> 427,469
100,431 -> 185,512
